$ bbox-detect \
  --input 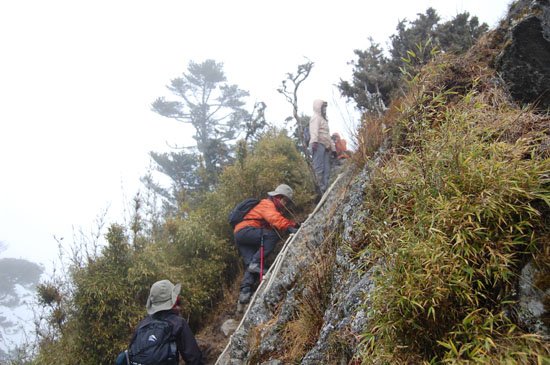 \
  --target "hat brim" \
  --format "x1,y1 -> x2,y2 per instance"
268,191 -> 294,203
146,283 -> 181,315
